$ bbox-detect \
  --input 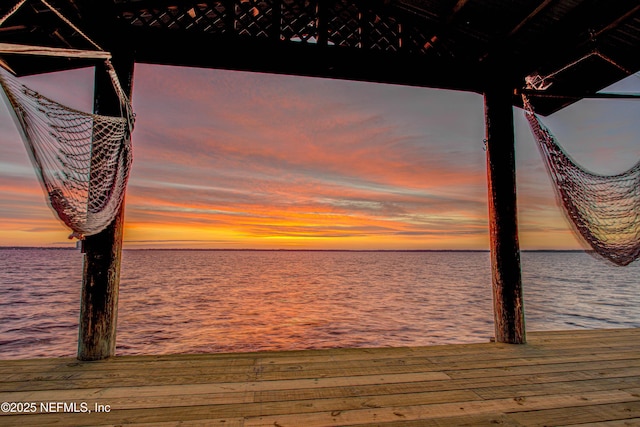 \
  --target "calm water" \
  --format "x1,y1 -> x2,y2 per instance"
1,249 -> 639,359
